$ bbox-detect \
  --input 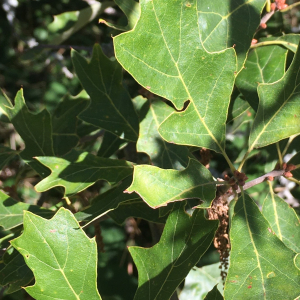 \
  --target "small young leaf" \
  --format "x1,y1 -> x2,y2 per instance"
35,149 -> 133,195
72,44 -> 139,142
262,191 -> 300,253
130,202 -> 218,300
224,193 -> 300,299
11,208 -> 102,300
249,41 -> 300,149
126,158 -> 216,208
